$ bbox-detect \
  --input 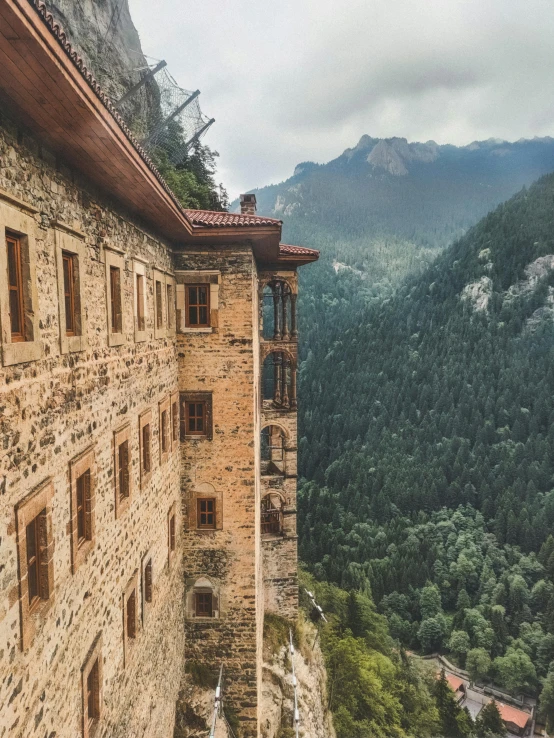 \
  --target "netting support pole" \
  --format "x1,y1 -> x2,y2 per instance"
143,89 -> 201,146
184,118 -> 216,150
114,60 -> 167,108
